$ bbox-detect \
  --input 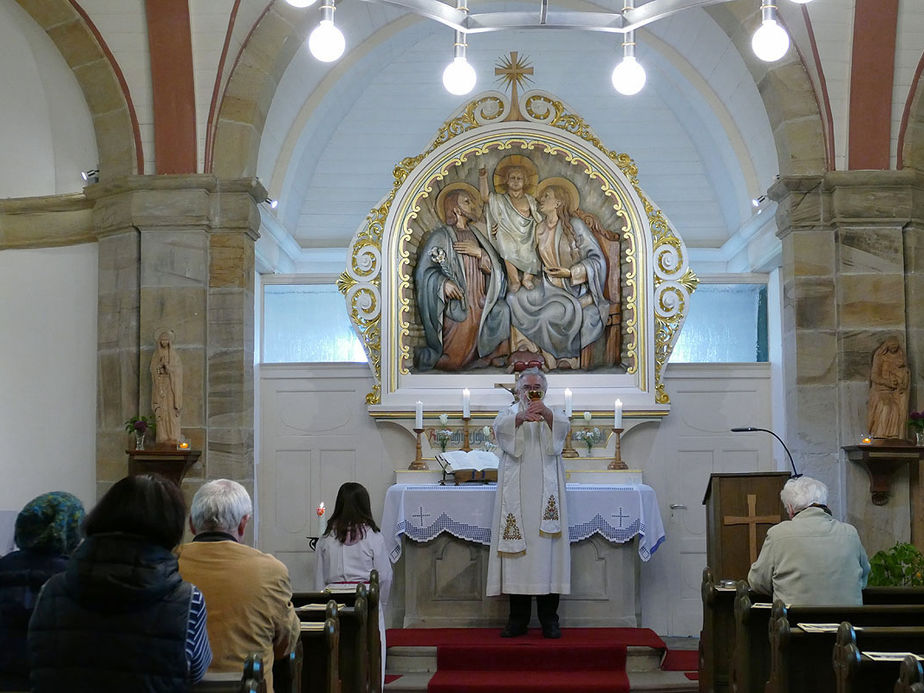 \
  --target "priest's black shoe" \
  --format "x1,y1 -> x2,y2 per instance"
542,622 -> 562,639
500,623 -> 528,638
